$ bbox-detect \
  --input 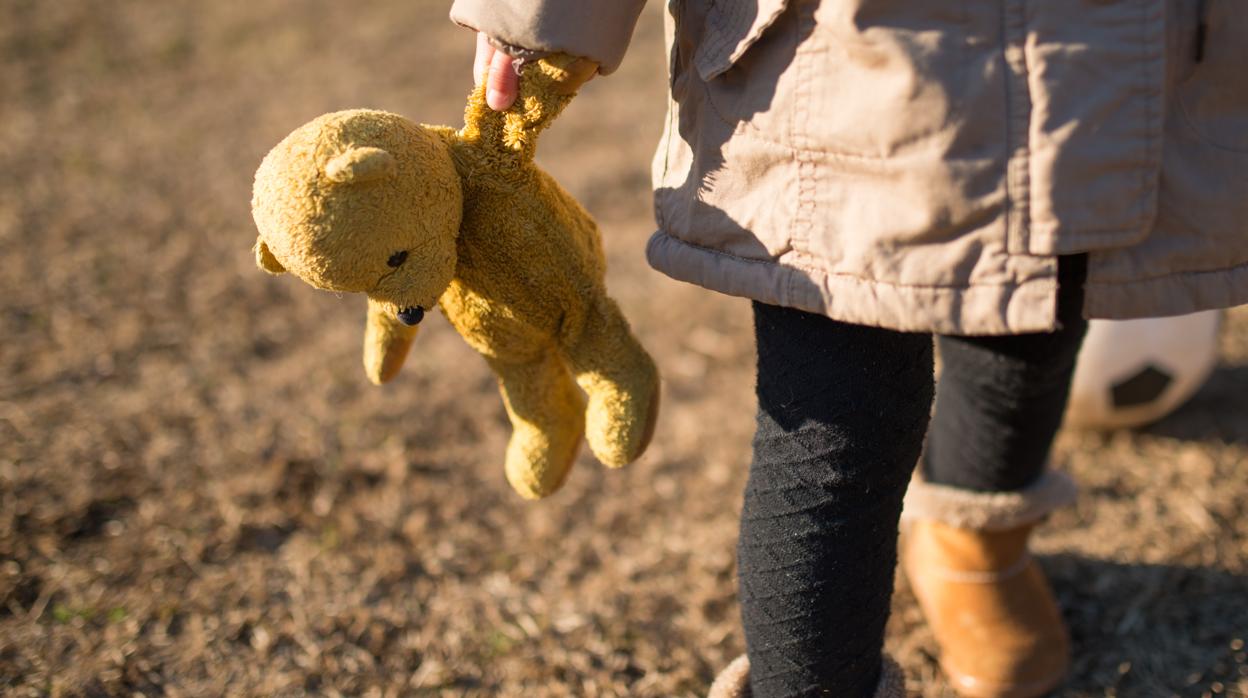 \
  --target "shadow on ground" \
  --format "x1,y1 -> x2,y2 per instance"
1046,554 -> 1247,696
